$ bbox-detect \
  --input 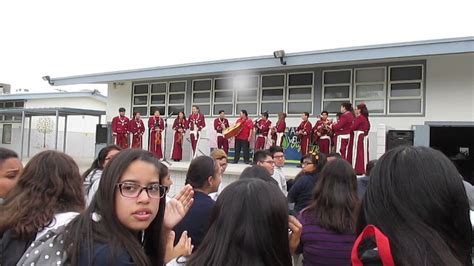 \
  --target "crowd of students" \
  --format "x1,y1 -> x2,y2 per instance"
0,144 -> 472,265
